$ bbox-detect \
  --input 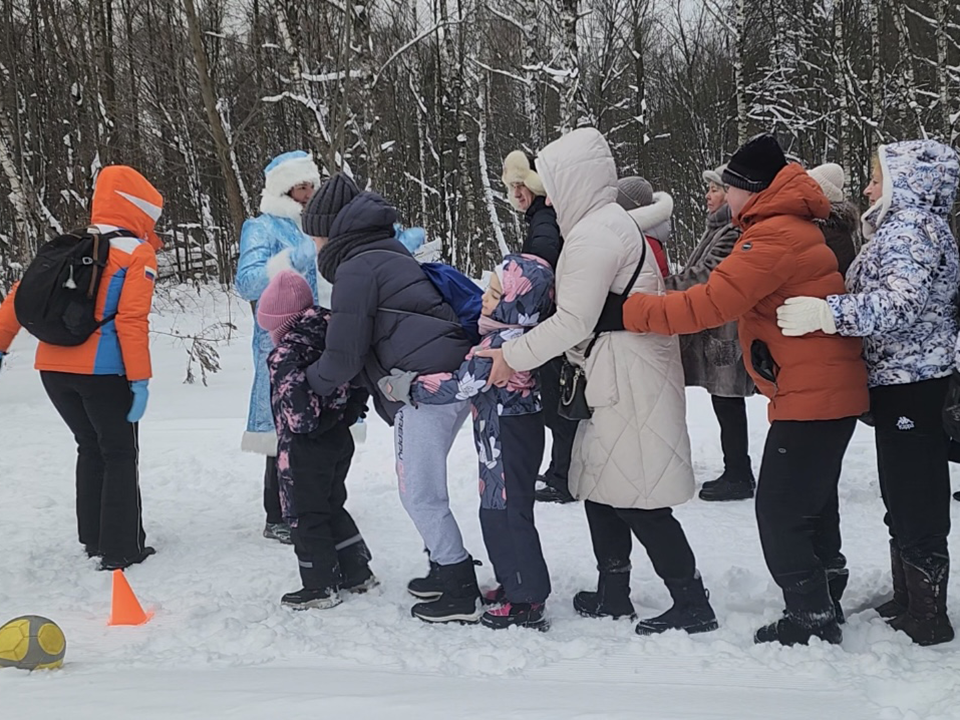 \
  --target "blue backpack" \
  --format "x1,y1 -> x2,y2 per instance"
421,262 -> 482,345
